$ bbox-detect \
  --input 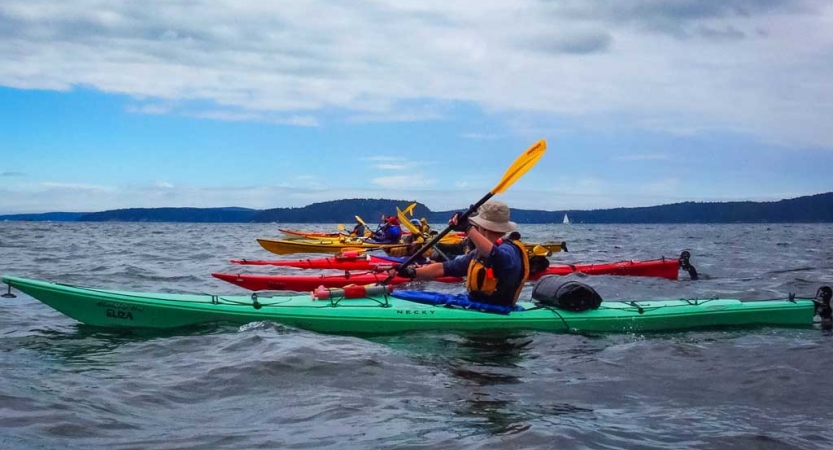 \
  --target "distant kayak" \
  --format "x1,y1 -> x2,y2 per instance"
257,238 -> 410,255
257,237 -> 568,256
279,228 -> 347,239
3,276 -> 826,334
